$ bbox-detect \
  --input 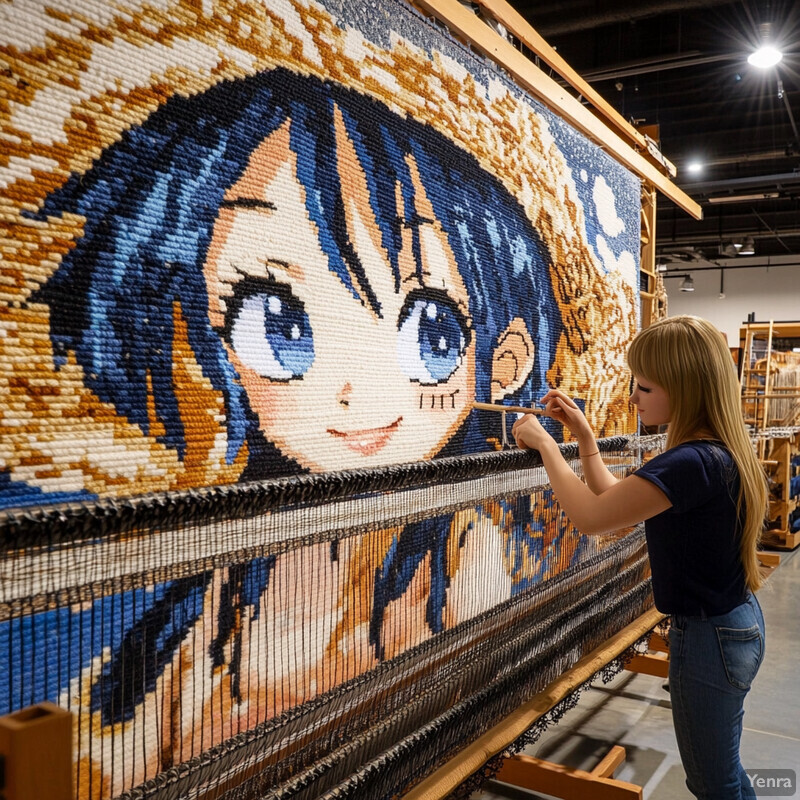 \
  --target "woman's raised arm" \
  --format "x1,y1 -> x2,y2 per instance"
512,412 -> 671,534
